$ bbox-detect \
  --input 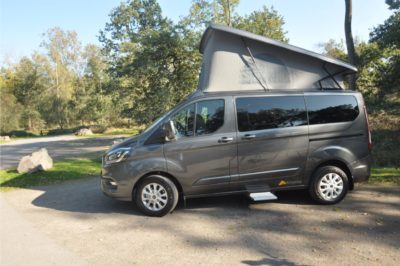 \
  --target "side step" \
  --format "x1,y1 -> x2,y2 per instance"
249,192 -> 278,201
